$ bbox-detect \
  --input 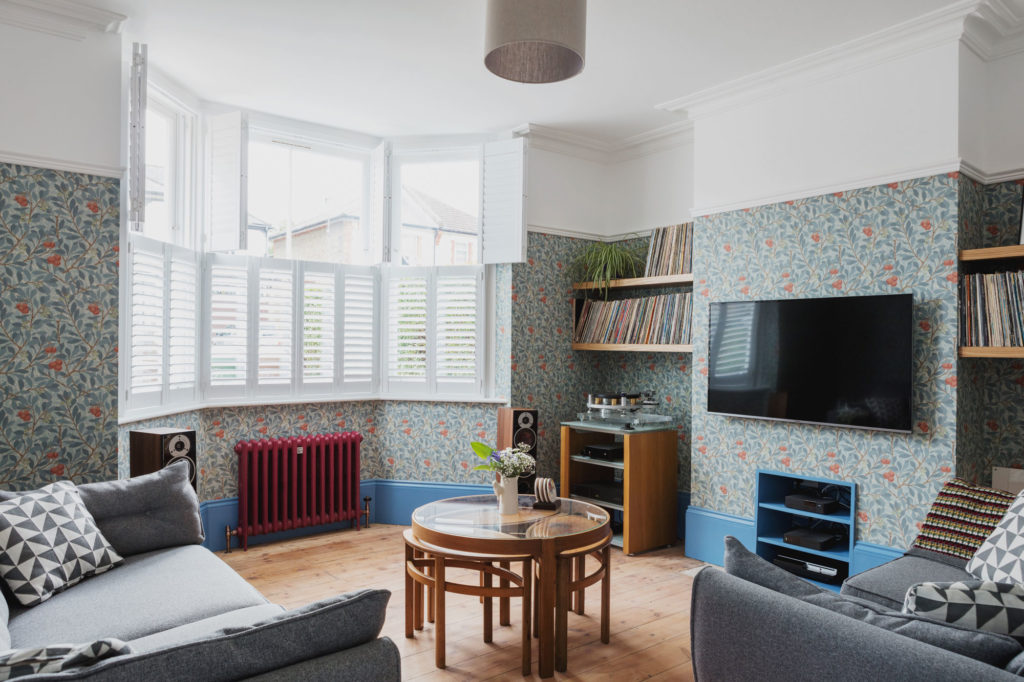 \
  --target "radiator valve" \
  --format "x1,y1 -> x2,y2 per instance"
362,496 -> 372,528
